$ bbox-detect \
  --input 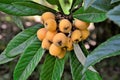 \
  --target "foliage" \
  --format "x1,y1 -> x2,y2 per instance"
0,0 -> 120,80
